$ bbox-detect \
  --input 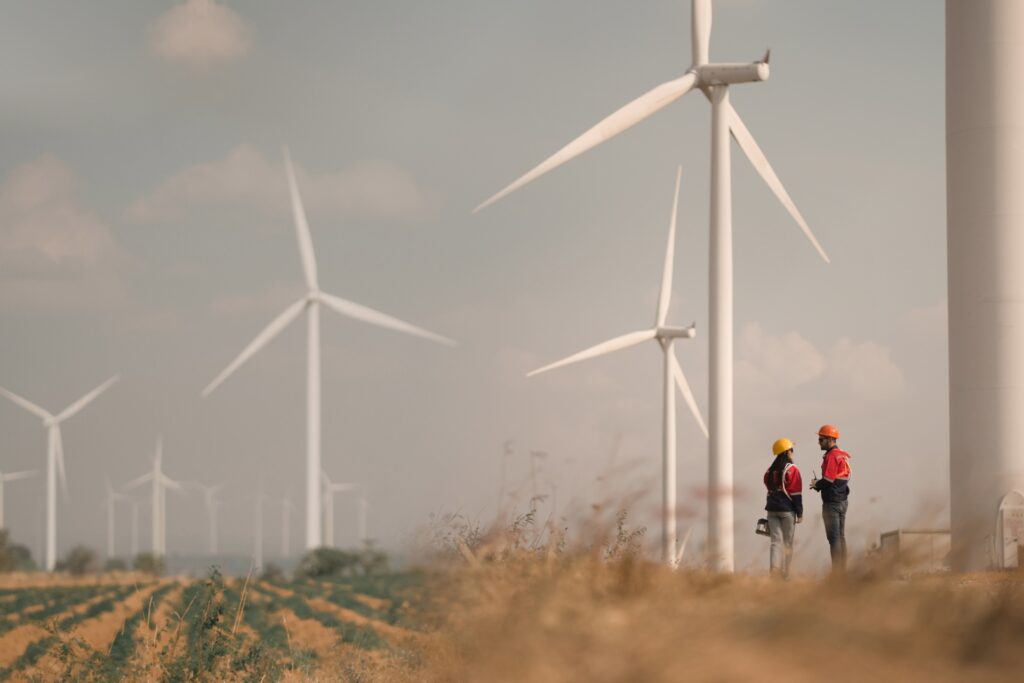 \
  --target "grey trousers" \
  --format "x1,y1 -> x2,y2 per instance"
768,511 -> 796,577
822,500 -> 848,571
